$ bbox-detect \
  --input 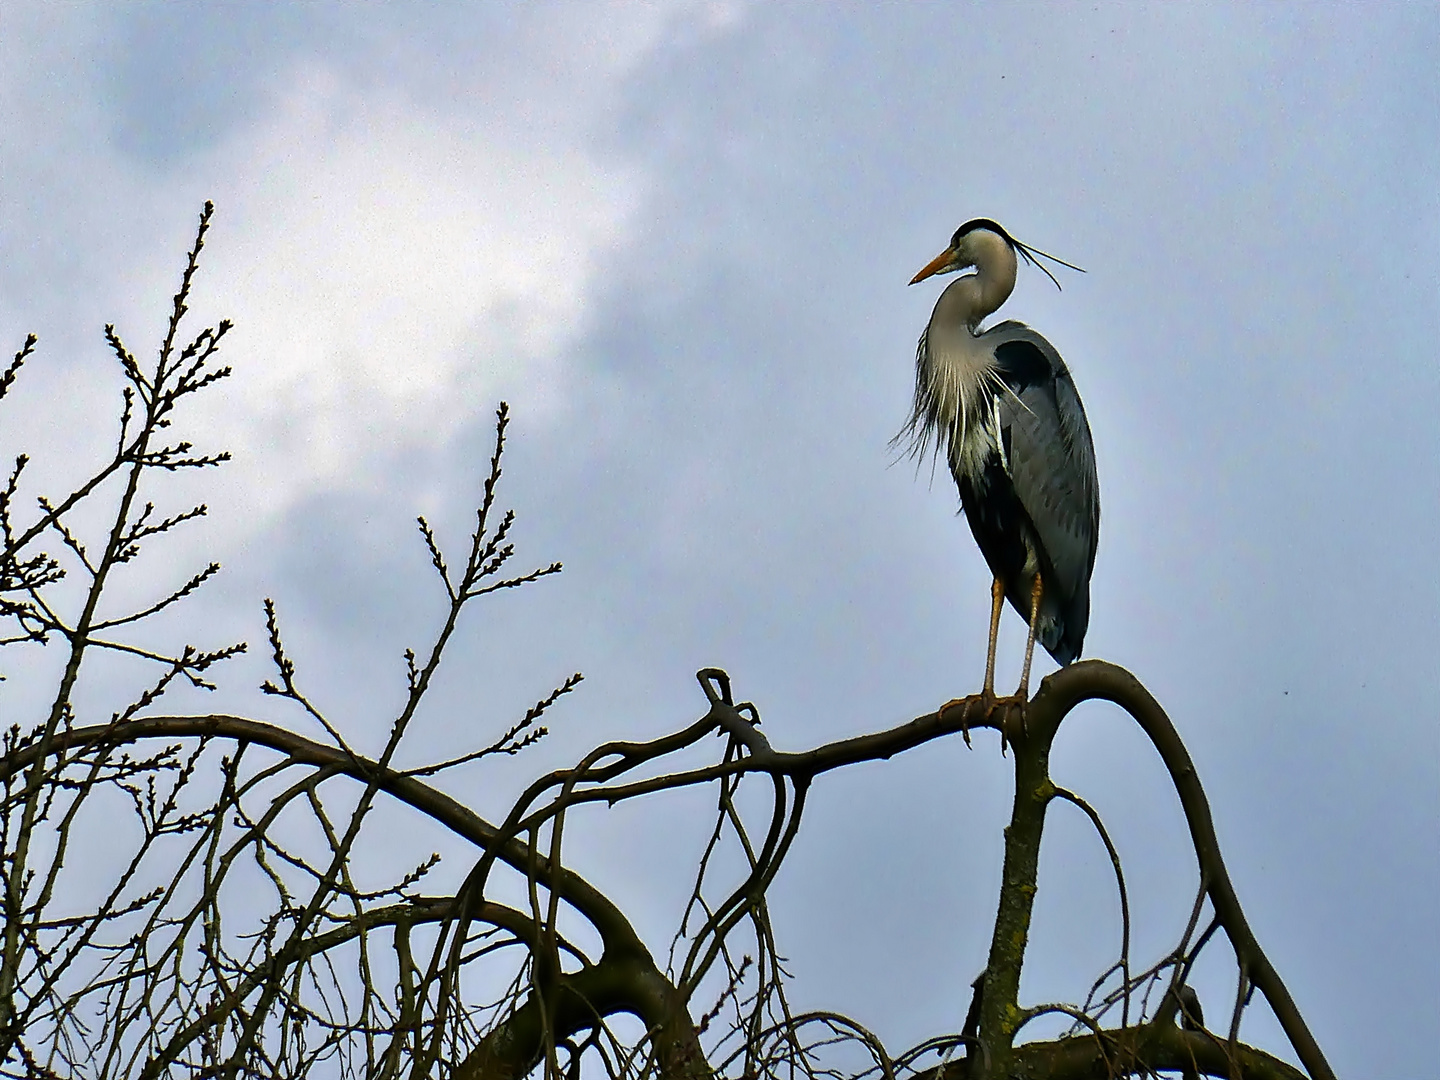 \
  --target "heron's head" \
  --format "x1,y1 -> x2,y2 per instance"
910,219 -> 1015,285
909,218 -> 1081,289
